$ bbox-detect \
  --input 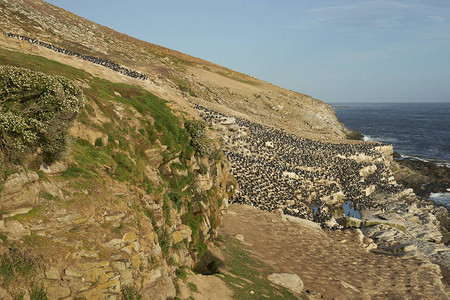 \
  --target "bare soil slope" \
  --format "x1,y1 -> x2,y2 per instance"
219,204 -> 448,299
